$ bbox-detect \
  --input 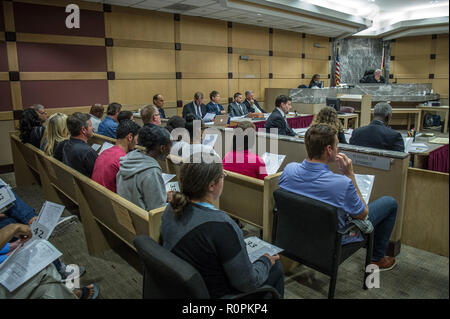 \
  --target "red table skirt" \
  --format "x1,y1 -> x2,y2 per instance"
428,144 -> 449,173
253,115 -> 314,130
